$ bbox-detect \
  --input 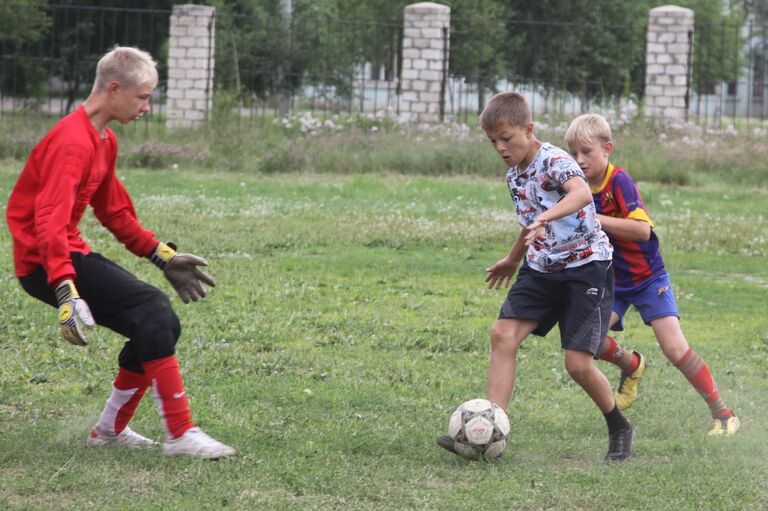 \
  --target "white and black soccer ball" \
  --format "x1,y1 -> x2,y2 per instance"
447,398 -> 510,461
